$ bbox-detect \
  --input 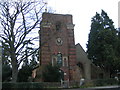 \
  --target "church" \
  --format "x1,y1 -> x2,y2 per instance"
33,12 -> 108,82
